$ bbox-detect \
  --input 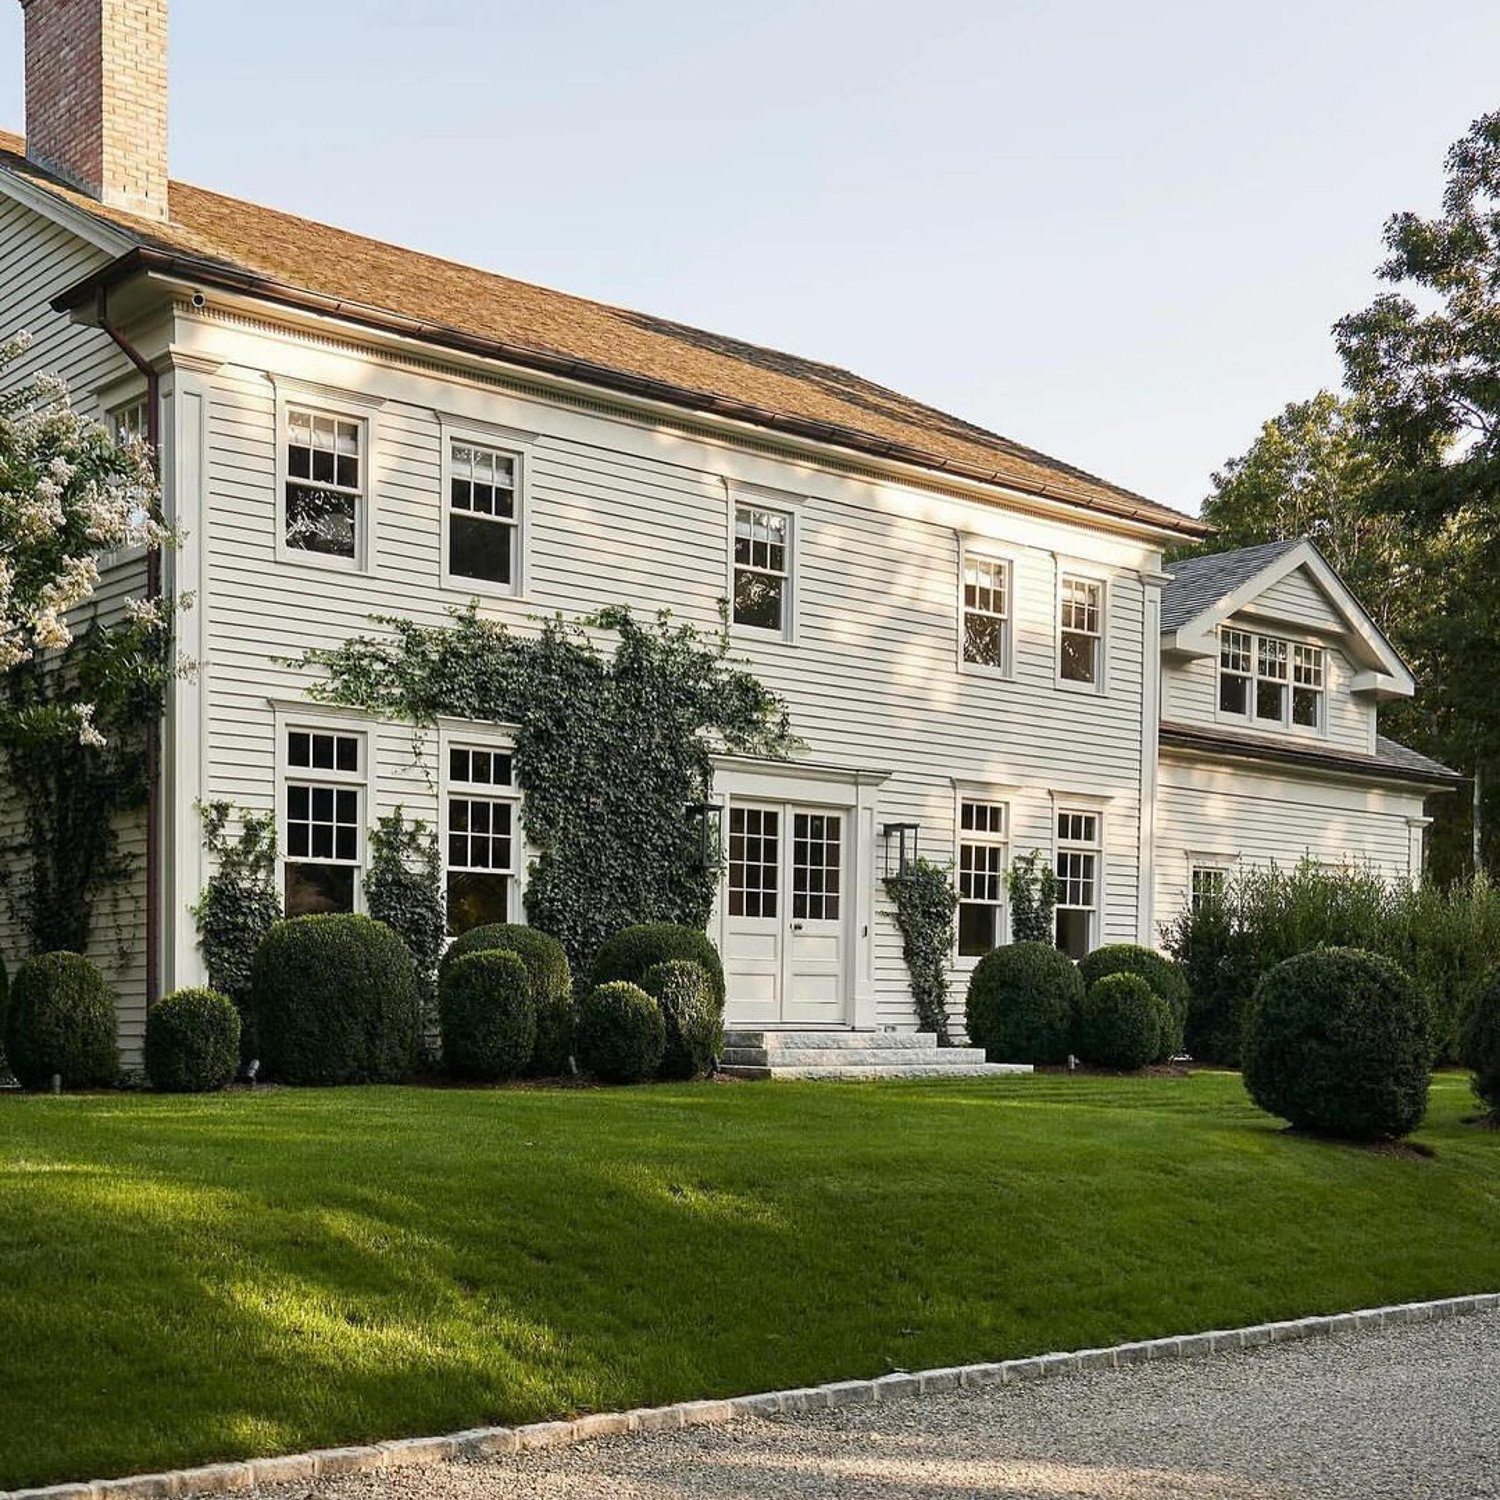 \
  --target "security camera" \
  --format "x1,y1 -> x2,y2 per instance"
191,290 -> 206,309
